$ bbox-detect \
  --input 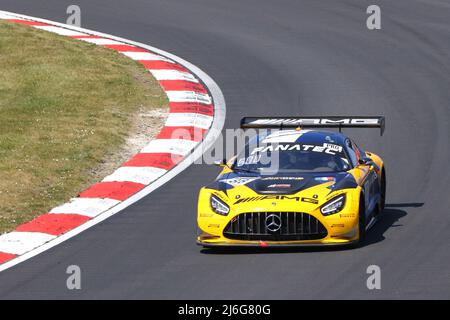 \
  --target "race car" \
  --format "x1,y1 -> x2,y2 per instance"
197,116 -> 386,248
